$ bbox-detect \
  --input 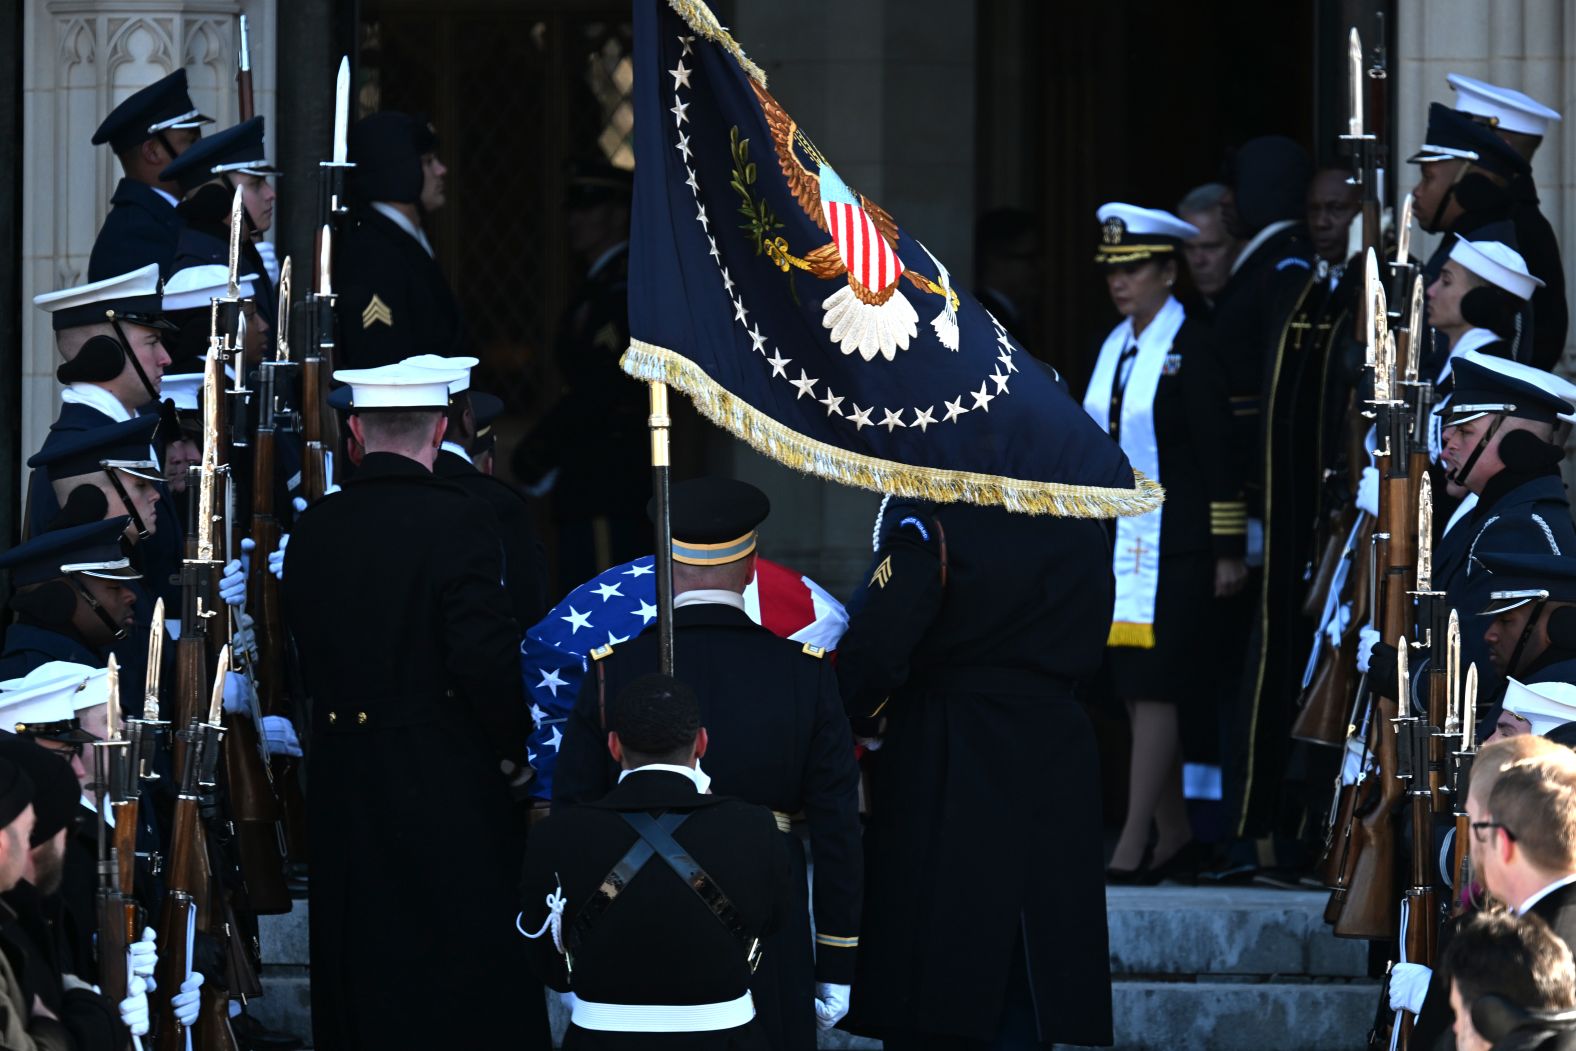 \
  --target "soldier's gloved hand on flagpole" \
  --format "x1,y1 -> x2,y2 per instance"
1356,466 -> 1380,518
261,715 -> 303,758
814,983 -> 850,1030
1388,962 -> 1430,1015
1356,626 -> 1400,686
269,534 -> 289,582
1356,625 -> 1381,673
127,928 -> 158,987
171,972 -> 204,1028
